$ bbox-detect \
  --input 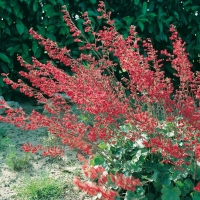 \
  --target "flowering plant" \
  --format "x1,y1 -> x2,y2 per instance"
1,1 -> 200,199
